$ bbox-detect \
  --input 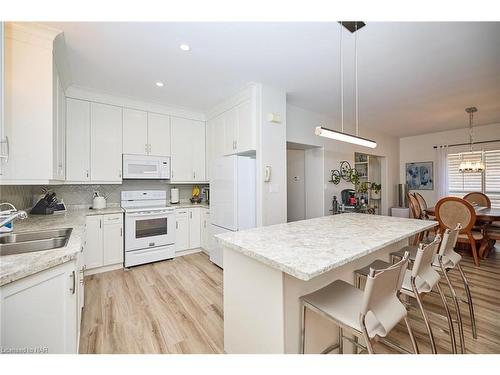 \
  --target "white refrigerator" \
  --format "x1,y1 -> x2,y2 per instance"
209,155 -> 256,268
